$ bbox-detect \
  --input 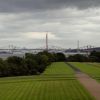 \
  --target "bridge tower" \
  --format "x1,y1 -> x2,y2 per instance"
46,33 -> 48,51
77,40 -> 80,53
